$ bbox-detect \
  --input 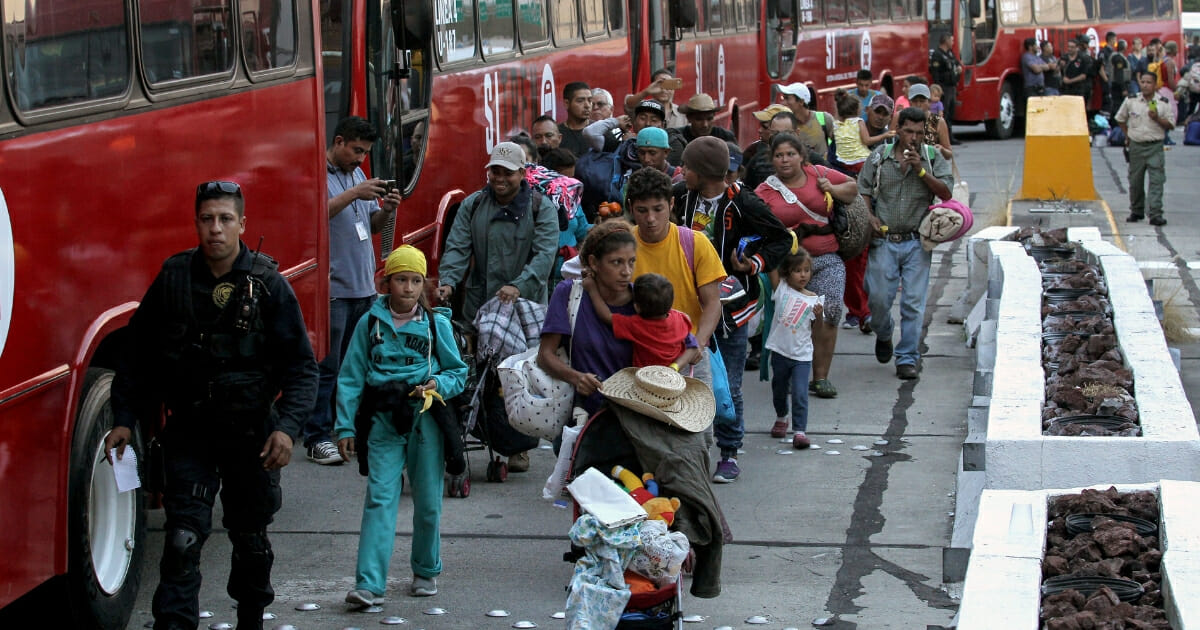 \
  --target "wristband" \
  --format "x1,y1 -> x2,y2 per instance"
670,362 -> 680,371
918,168 -> 928,178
